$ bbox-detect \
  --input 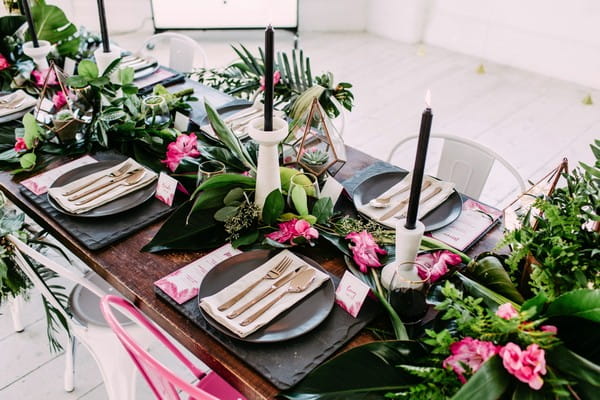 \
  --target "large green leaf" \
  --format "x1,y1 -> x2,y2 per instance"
546,345 -> 600,387
262,189 -> 284,226
196,173 -> 255,192
30,1 -> 80,56
545,289 -> 600,322
451,356 -> 510,400
291,185 -> 308,216
456,273 -> 519,309
312,197 -> 334,224
22,113 -> 41,149
0,15 -> 25,37
465,255 -> 524,304
511,383 -> 547,400
77,60 -> 99,80
191,187 -> 230,212
280,341 -> 425,400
